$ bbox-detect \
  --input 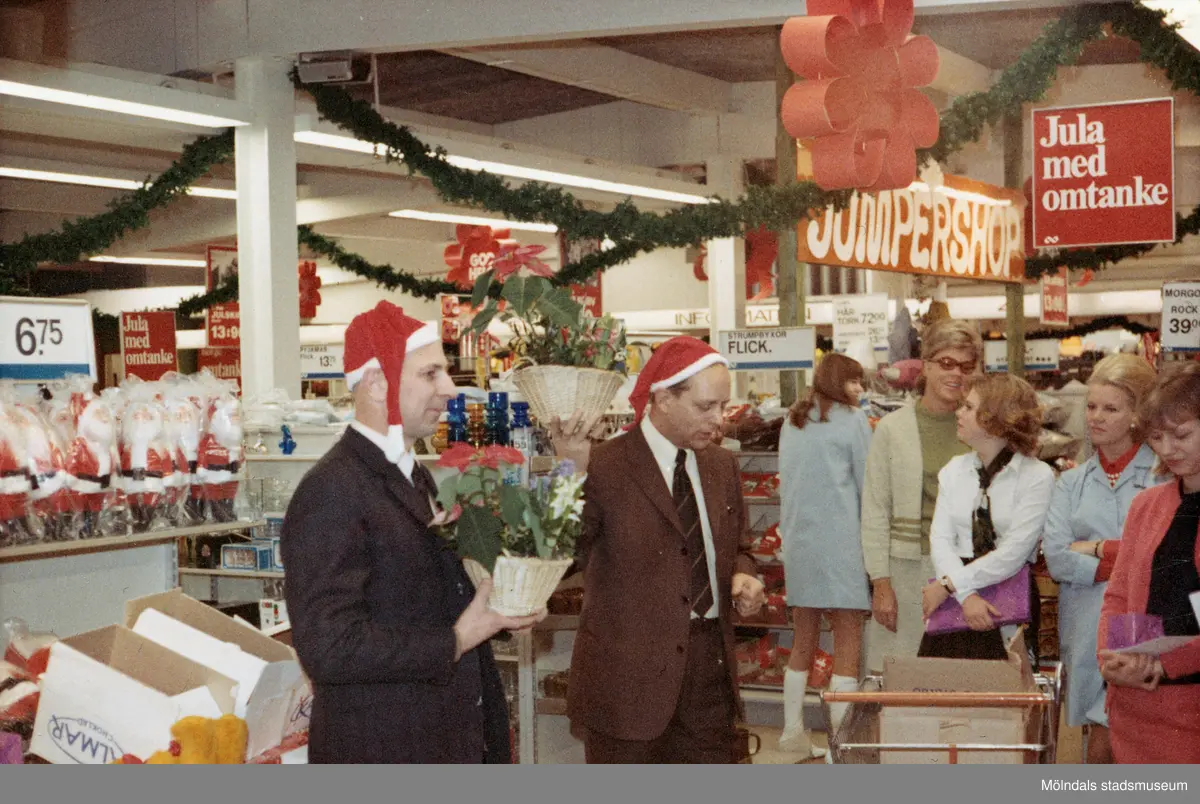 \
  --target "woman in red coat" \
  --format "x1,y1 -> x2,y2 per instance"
1098,362 -> 1200,764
